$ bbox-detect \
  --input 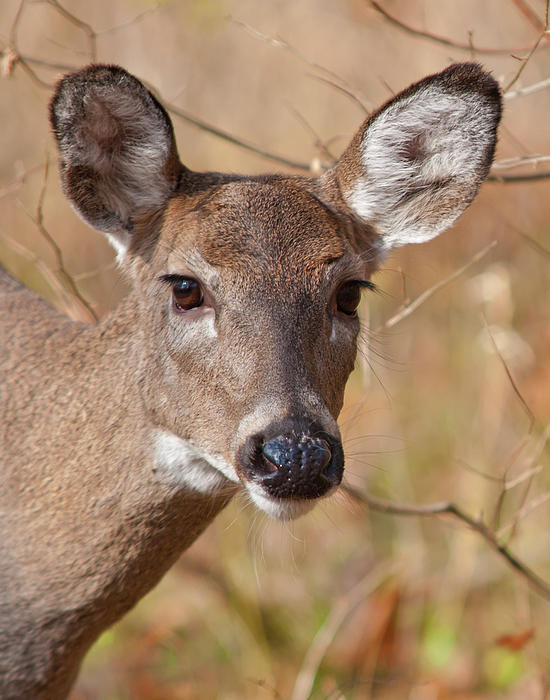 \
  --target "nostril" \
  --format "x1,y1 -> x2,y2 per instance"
262,436 -> 332,474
